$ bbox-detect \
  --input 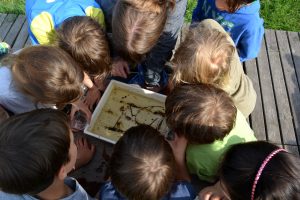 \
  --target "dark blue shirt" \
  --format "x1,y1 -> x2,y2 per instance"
99,181 -> 196,200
